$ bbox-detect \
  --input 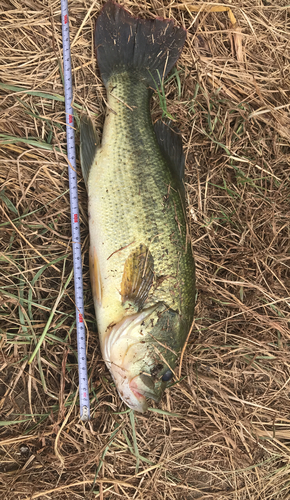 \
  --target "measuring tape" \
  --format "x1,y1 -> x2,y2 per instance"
61,0 -> 90,421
